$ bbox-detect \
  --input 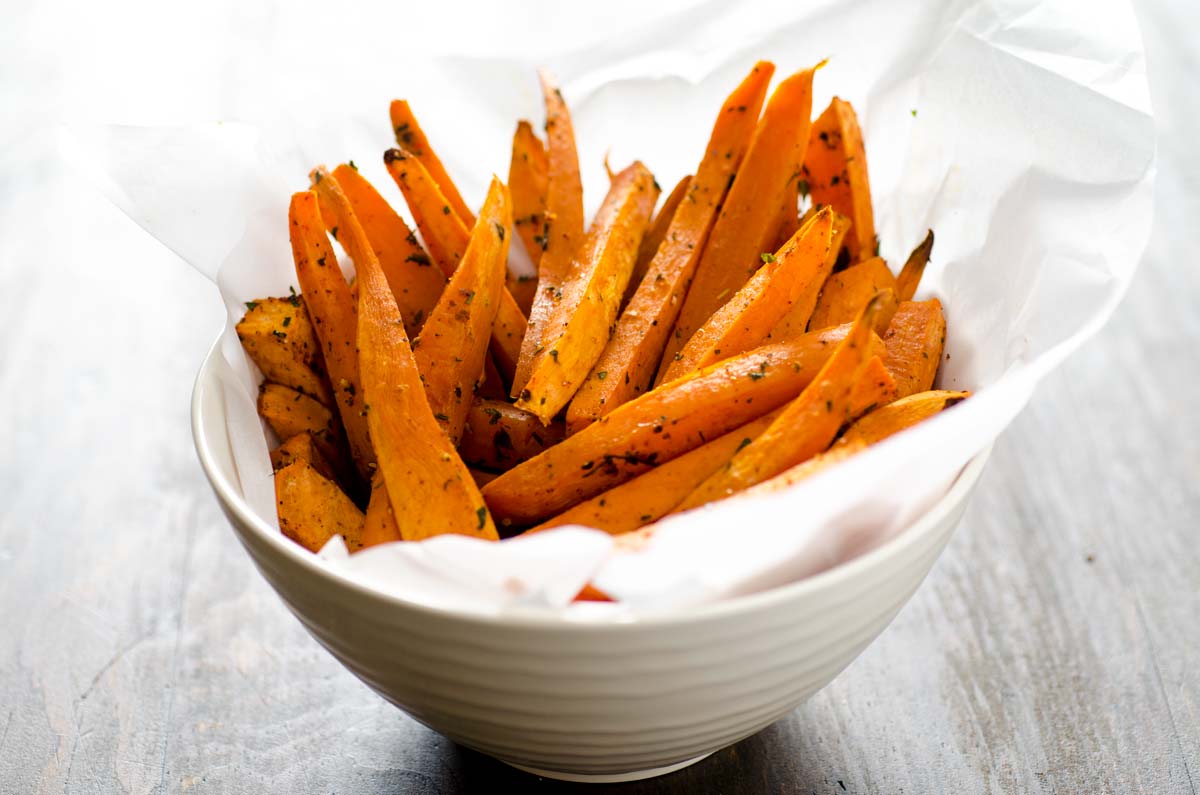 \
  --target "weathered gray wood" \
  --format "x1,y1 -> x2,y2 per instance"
1,2 -> 1196,792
